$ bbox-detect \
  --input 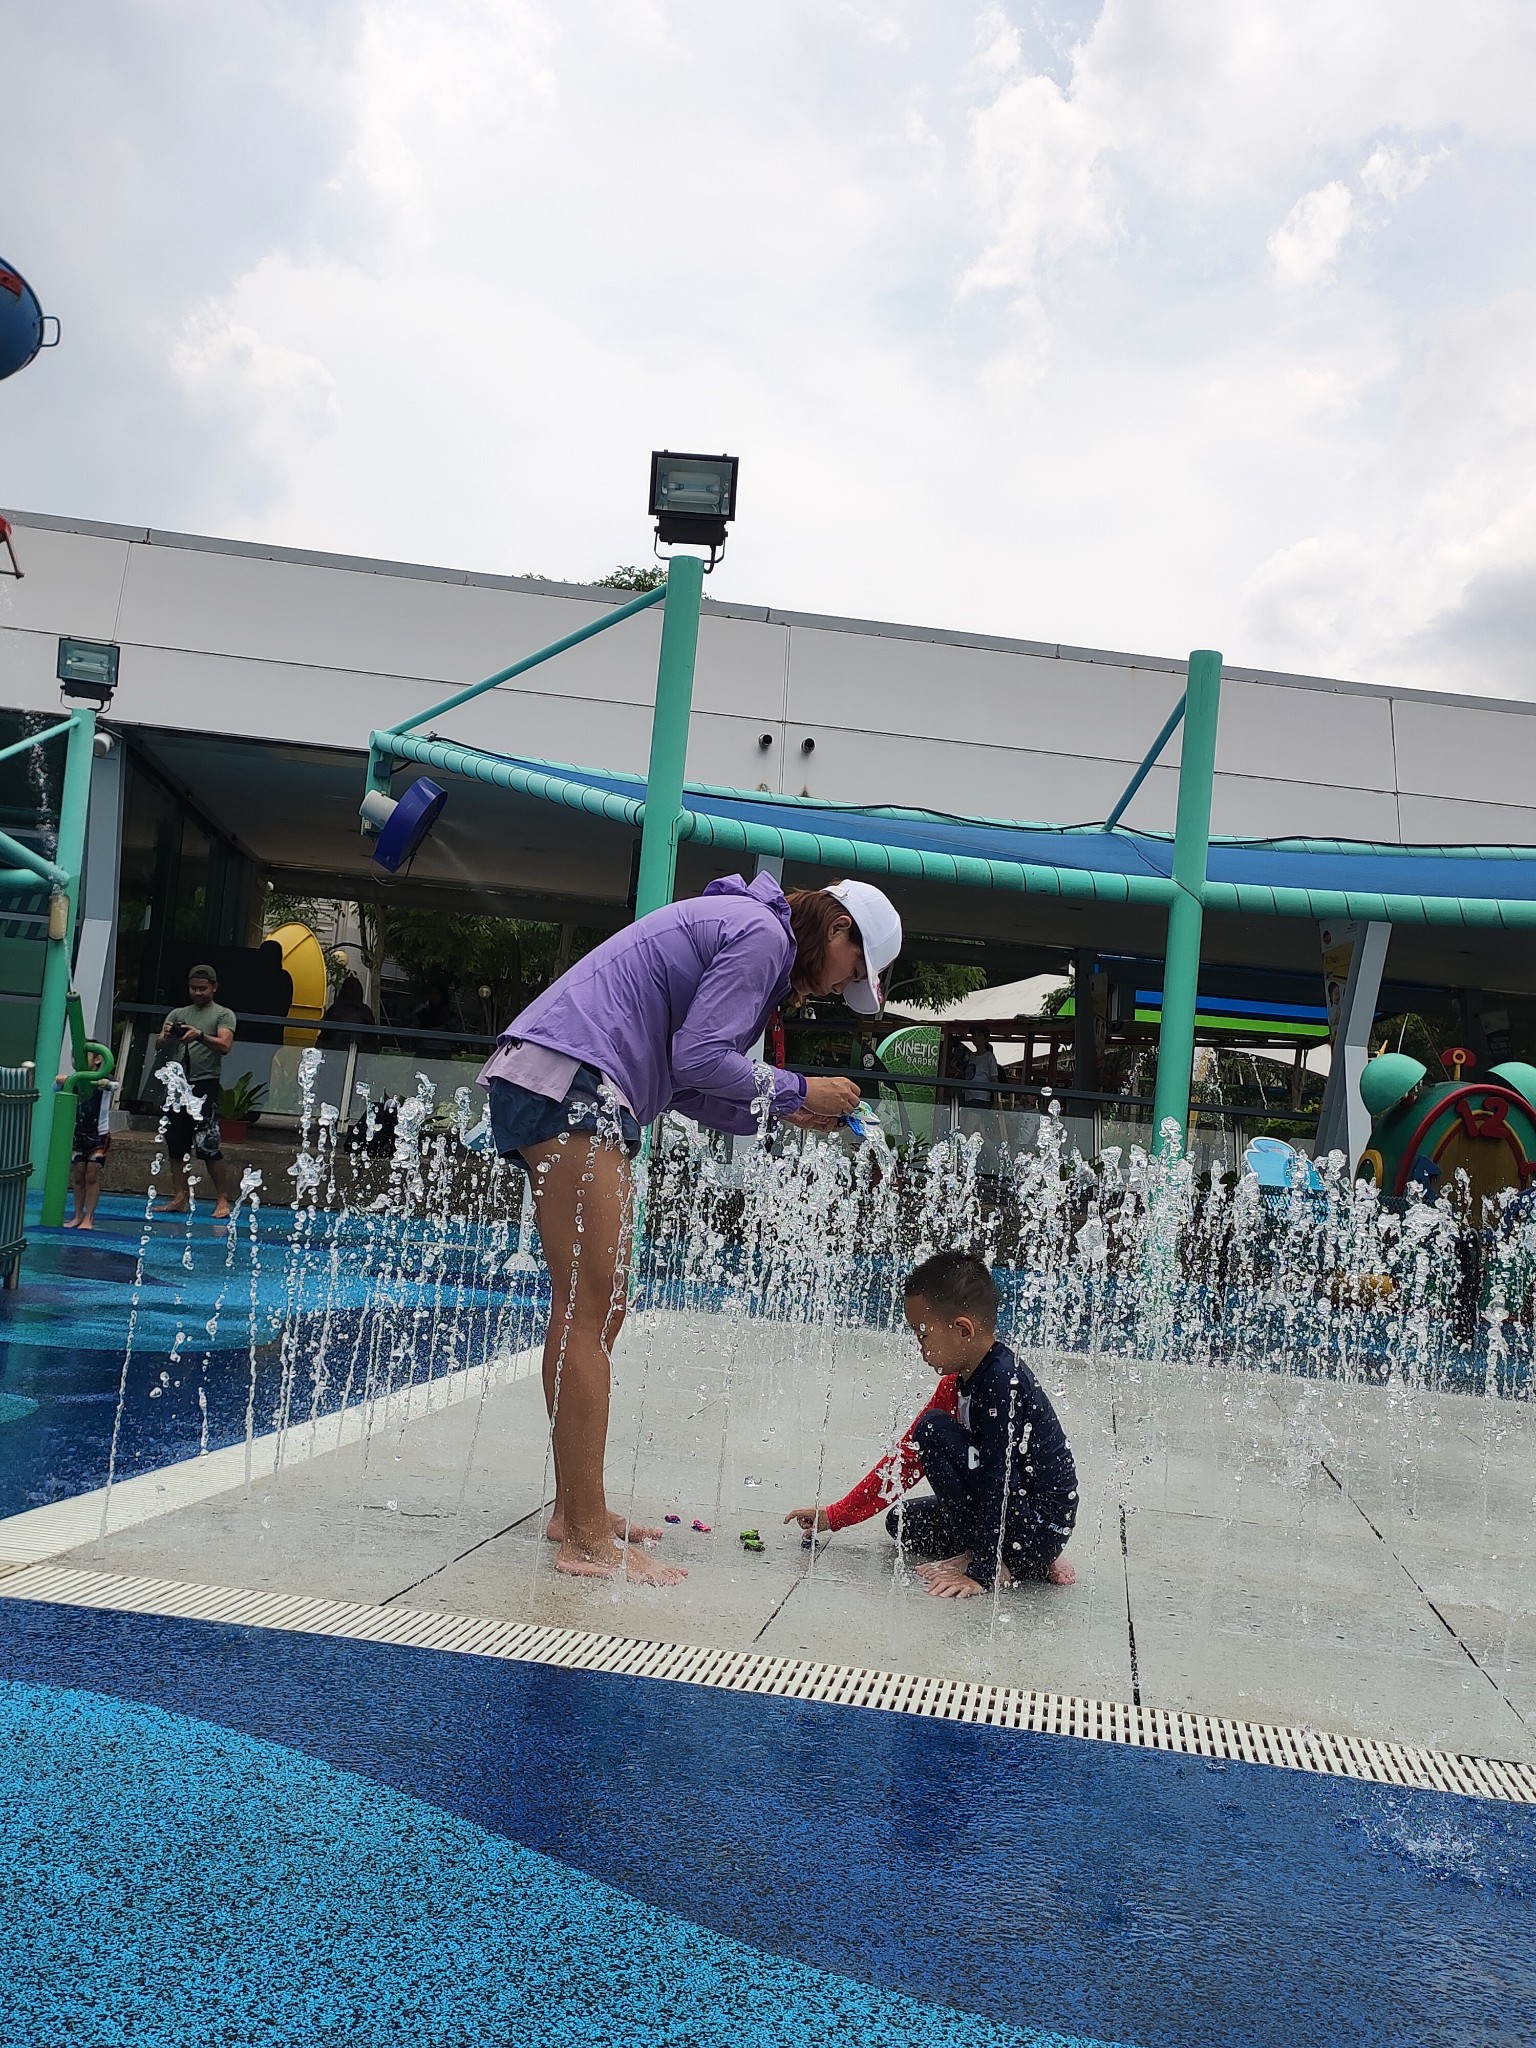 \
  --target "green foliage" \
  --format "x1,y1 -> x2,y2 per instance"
263,892 -> 321,934
218,1071 -> 267,1119
595,564 -> 667,592
883,962 -> 988,1011
362,908 -> 599,1028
